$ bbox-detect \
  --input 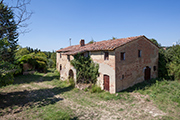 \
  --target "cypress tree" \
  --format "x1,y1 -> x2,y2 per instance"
0,3 -> 18,63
